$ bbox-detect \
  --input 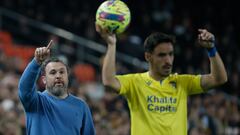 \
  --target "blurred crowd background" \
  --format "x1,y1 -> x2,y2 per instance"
0,0 -> 239,135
